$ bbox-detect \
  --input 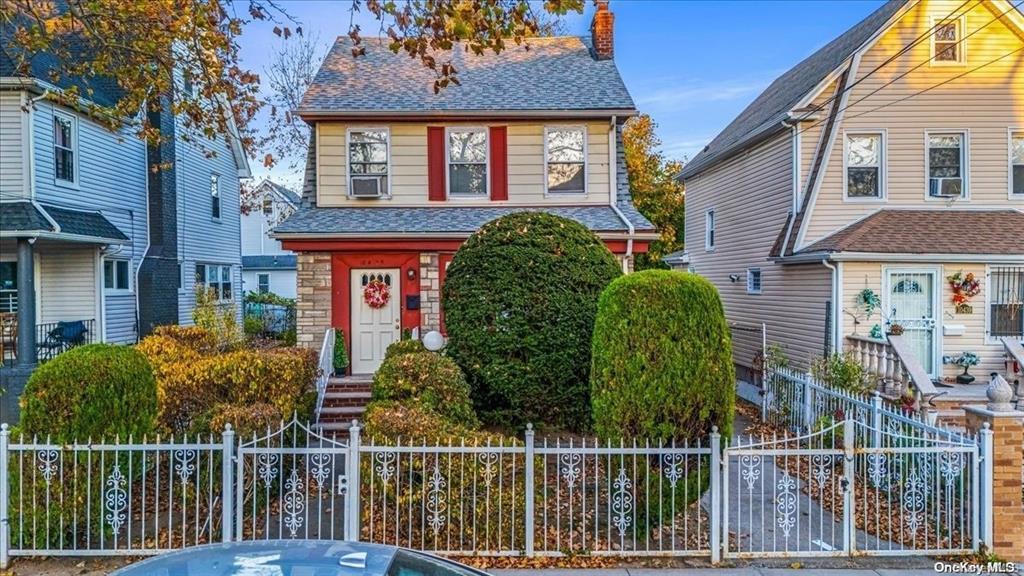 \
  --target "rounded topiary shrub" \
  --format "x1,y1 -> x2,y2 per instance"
383,338 -> 426,360
19,344 -> 158,442
591,270 -> 735,441
371,351 -> 477,428
443,212 -> 621,429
